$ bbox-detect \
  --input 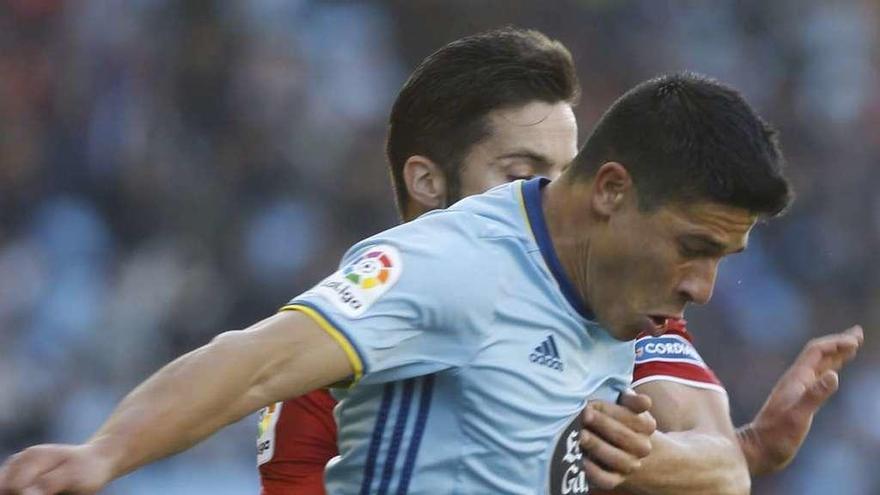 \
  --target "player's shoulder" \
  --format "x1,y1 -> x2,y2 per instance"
633,327 -> 702,365
347,212 -> 494,270
335,215 -> 504,311
351,182 -> 525,259
446,180 -> 530,239
632,326 -> 726,392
